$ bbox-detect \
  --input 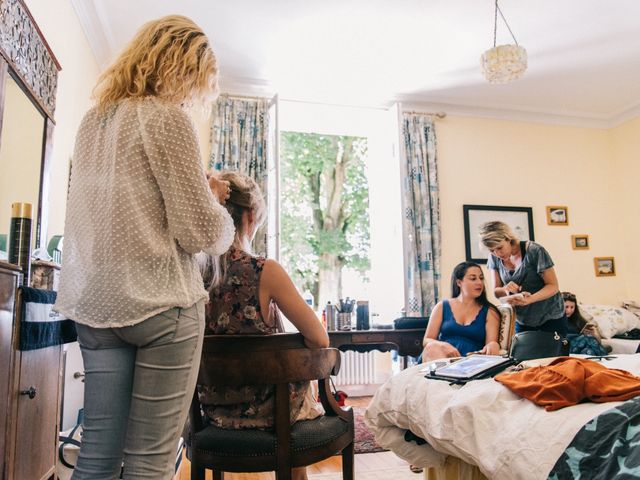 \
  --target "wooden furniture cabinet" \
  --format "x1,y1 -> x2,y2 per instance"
1,261 -> 64,480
